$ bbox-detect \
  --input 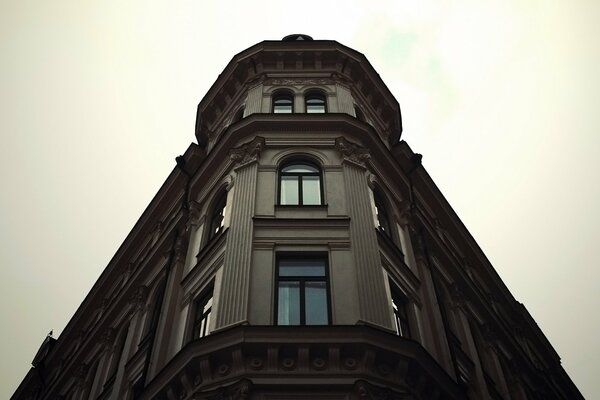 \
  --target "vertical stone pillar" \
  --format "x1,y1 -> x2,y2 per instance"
335,83 -> 355,115
412,237 -> 454,373
481,326 -> 510,399
336,137 -> 390,328
148,234 -> 187,379
215,137 -> 263,329
245,84 -> 264,116
90,328 -> 115,398
112,286 -> 149,398
183,201 -> 204,277
449,285 -> 489,399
